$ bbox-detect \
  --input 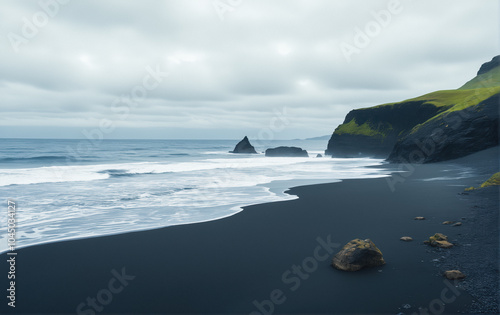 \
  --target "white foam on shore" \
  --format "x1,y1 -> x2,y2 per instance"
0,156 -> 391,253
